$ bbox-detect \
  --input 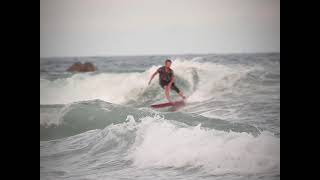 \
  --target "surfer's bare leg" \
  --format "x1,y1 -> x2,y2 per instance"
171,83 -> 186,100
164,86 -> 172,102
